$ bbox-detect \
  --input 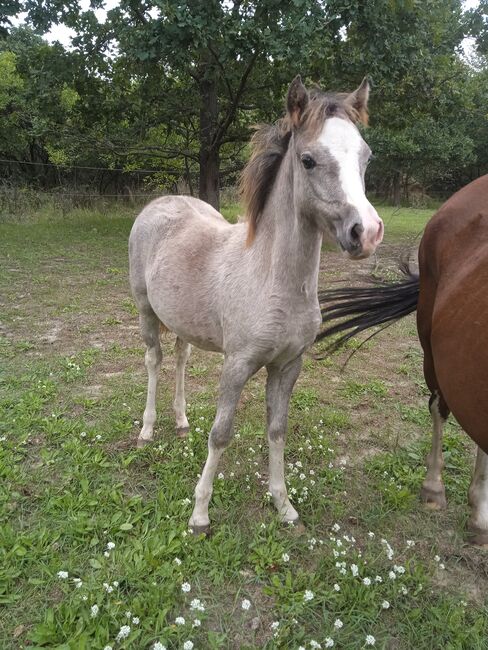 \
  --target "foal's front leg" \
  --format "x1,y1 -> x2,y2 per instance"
266,357 -> 302,524
189,356 -> 256,534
